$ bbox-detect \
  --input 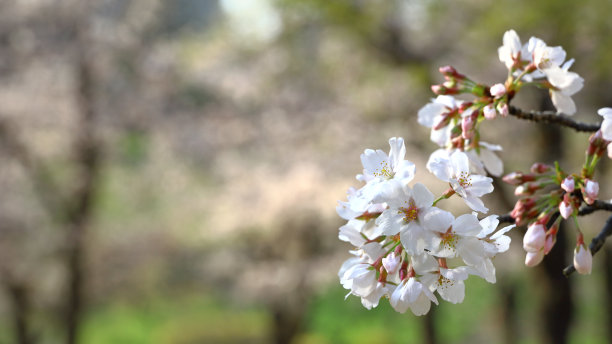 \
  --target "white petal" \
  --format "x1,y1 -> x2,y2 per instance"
423,207 -> 454,233
394,160 -> 416,185
426,149 -> 452,181
400,222 -> 427,255
339,222 -> 367,247
361,149 -> 390,176
409,292 -> 432,316
450,151 -> 470,175
418,102 -> 445,128
479,148 -> 504,177
452,214 -> 482,236
478,215 -> 500,238
388,137 -> 406,170
463,195 -> 489,213
437,279 -> 465,304
551,91 -> 576,115
467,175 -> 494,196
411,183 -> 434,208
412,253 -> 439,275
